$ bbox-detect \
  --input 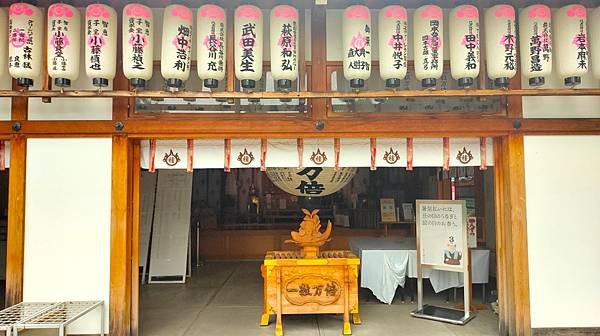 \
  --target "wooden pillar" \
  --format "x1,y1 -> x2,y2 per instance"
310,5 -> 327,121
494,135 -> 531,336
130,141 -> 140,336
110,135 -> 133,336
5,135 -> 26,306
